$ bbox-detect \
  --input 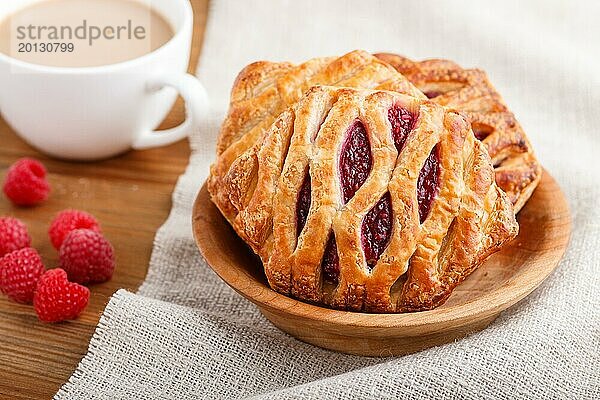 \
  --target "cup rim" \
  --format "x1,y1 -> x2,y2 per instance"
0,0 -> 192,74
